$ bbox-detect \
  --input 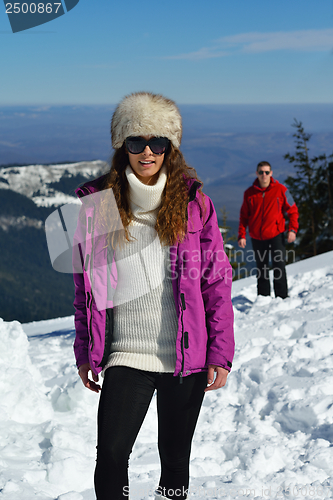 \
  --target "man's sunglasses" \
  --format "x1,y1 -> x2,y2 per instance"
125,136 -> 169,155
258,170 -> 271,175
